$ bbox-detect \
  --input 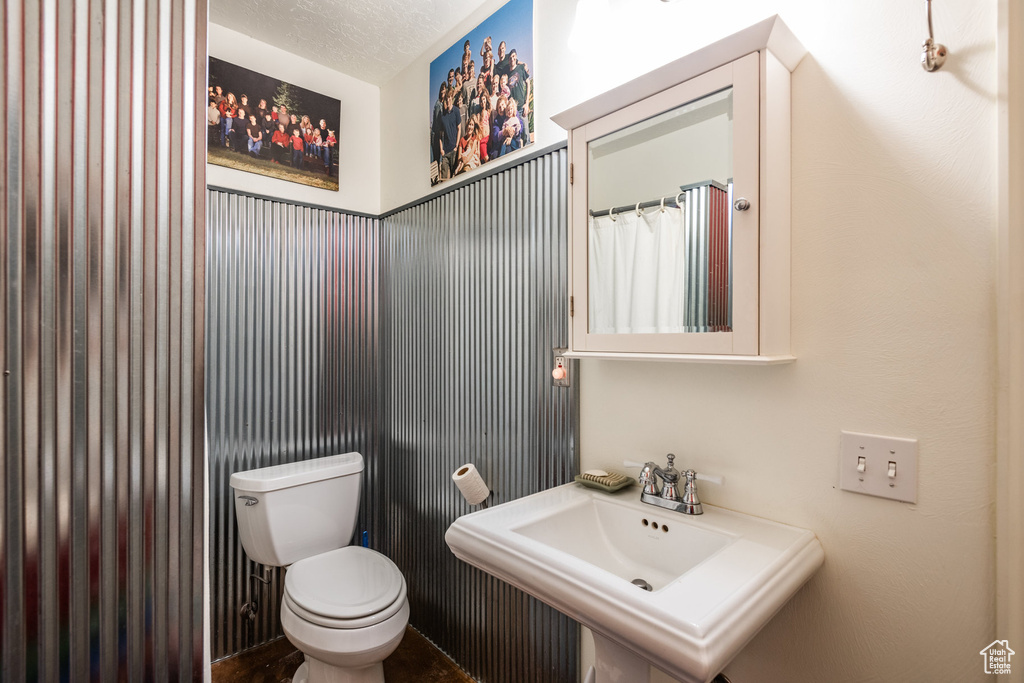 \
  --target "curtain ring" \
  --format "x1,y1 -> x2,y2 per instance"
660,197 -> 666,212
635,202 -> 644,217
675,192 -> 684,208
609,206 -> 617,222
